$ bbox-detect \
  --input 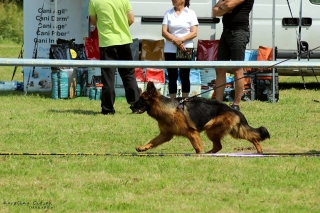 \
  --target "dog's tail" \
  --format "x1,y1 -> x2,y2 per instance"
240,126 -> 270,142
230,113 -> 270,143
